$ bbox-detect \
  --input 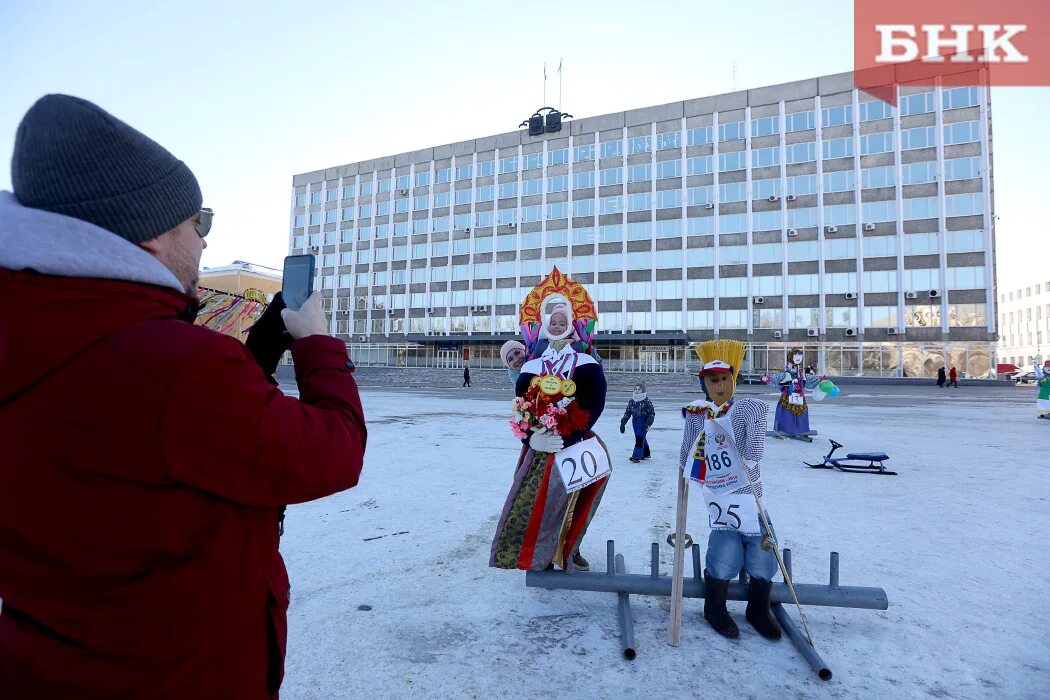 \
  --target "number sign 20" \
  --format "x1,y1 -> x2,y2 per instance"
555,437 -> 611,493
